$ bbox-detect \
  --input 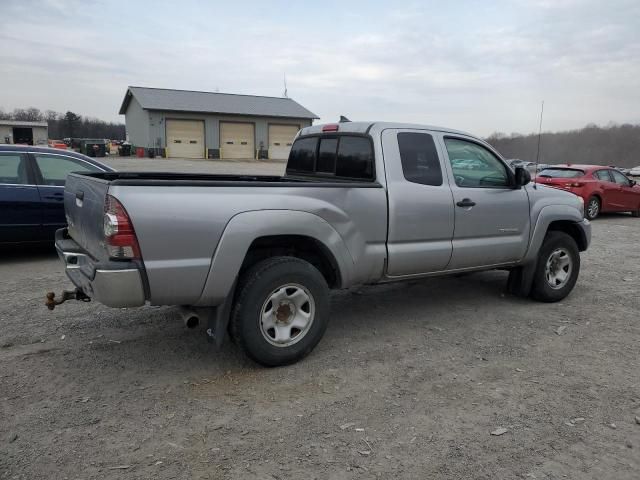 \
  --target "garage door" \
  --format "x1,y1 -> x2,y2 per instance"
268,124 -> 299,160
166,120 -> 205,159
220,122 -> 254,159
